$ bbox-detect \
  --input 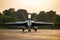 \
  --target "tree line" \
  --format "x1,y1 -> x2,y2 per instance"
0,8 -> 60,29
